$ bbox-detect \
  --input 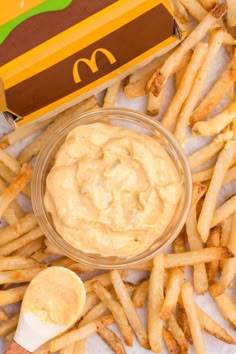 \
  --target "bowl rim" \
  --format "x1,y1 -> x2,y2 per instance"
32,107 -> 192,269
